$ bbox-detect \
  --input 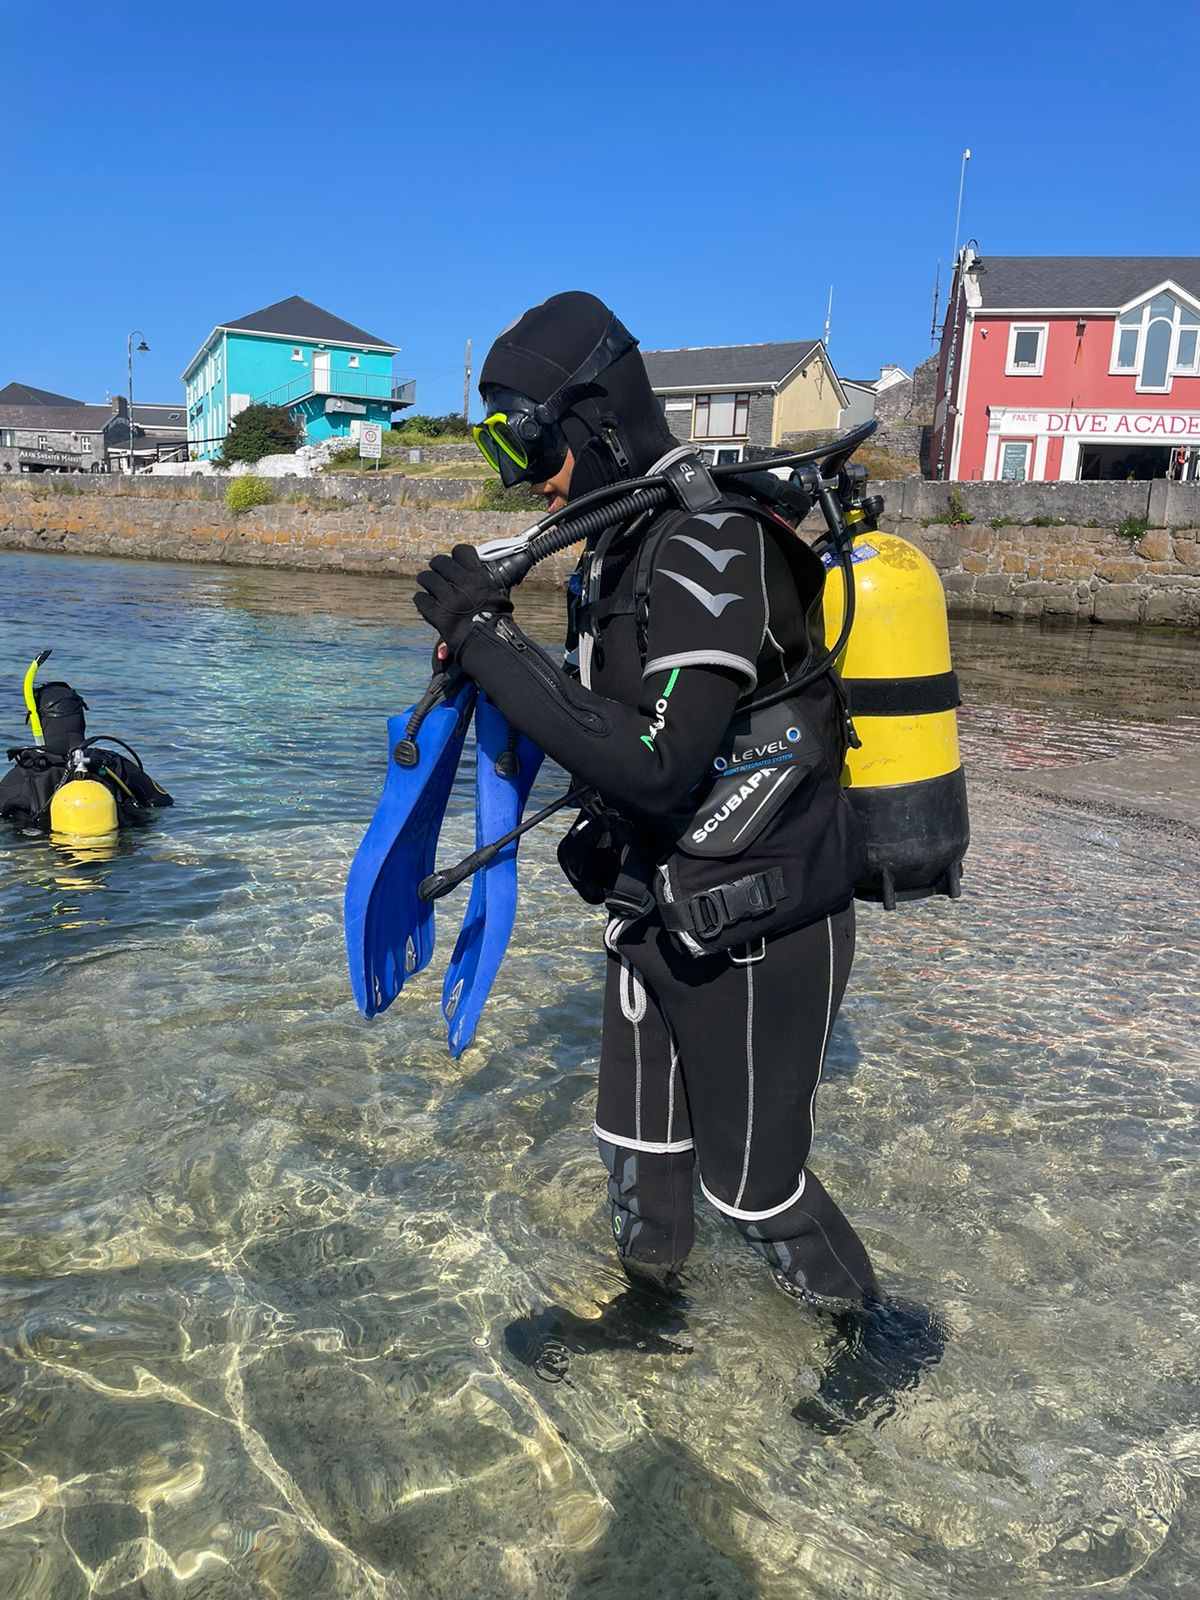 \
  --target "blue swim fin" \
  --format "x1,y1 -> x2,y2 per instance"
441,693 -> 544,1057
345,671 -> 477,1018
